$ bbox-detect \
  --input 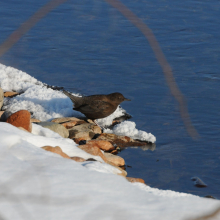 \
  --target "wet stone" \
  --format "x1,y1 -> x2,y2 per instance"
191,177 -> 207,187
